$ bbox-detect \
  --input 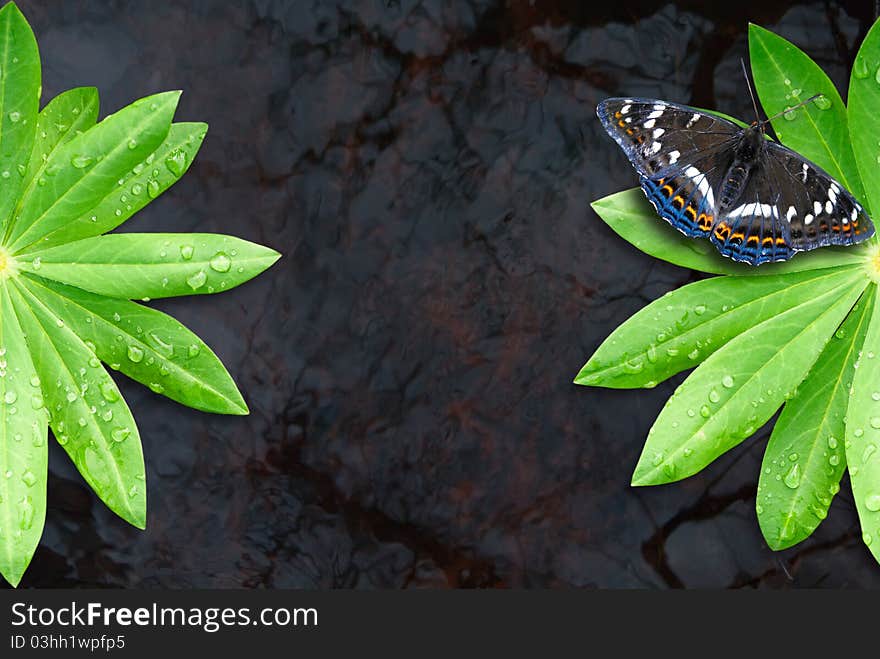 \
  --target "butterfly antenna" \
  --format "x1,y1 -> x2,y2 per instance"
741,58 -> 761,125
759,93 -> 823,125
